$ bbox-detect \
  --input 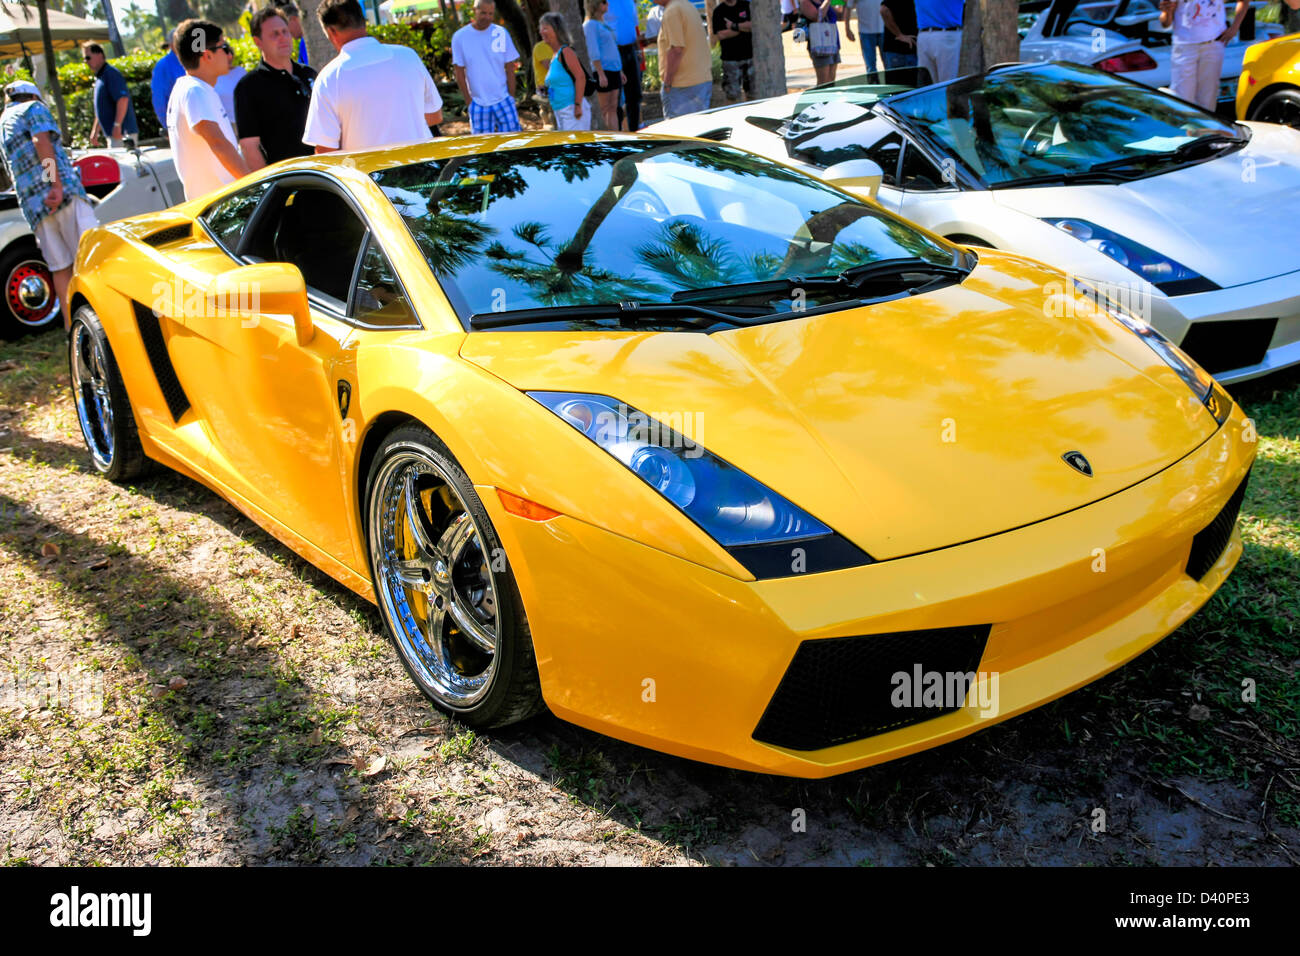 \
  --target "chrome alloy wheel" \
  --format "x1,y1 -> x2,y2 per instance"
369,448 -> 501,707
71,320 -> 116,470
